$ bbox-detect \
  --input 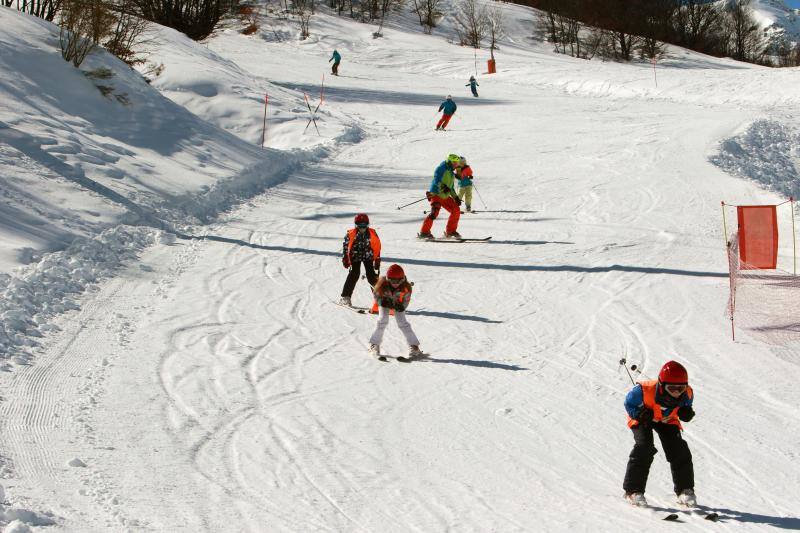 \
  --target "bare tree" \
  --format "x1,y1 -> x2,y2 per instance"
453,0 -> 487,48
724,0 -> 765,62
128,0 -> 239,41
9,0 -> 62,21
410,0 -> 440,33
485,3 -> 504,61
673,0 -> 722,52
59,0 -> 99,66
293,0 -> 312,38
